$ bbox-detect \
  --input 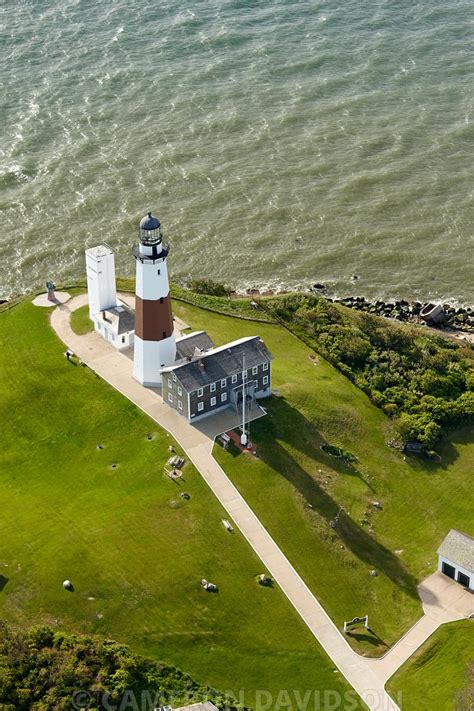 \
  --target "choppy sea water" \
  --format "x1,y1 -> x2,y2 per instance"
1,0 -> 473,301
